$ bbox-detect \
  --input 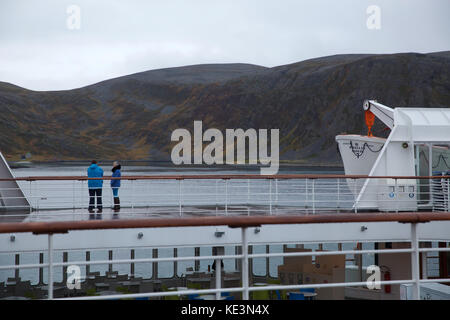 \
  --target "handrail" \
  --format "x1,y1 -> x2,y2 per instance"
0,212 -> 449,234
2,212 -> 449,300
0,174 -> 449,181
